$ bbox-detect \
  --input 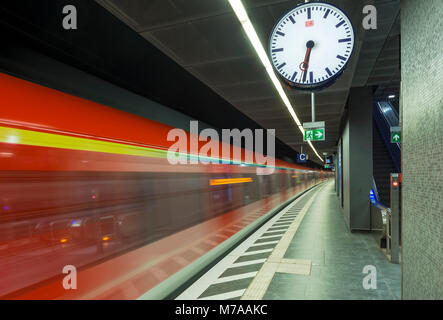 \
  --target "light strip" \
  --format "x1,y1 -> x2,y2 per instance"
209,178 -> 253,186
228,0 -> 324,163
